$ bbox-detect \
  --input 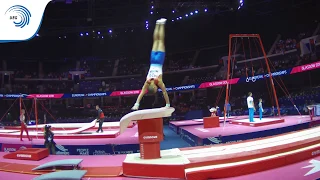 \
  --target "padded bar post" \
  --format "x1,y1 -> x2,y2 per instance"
138,118 -> 163,159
